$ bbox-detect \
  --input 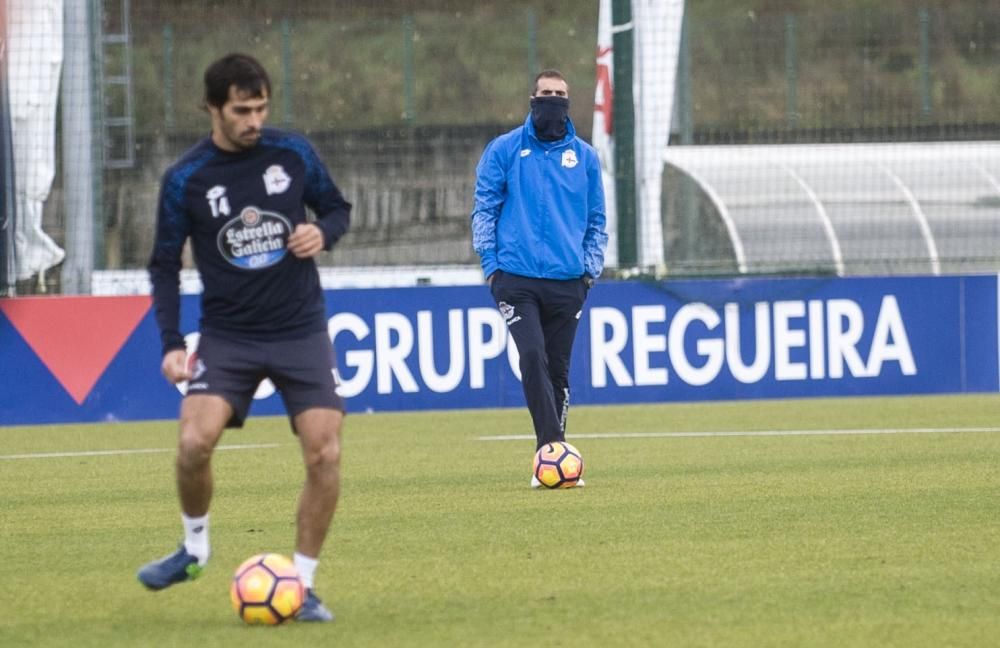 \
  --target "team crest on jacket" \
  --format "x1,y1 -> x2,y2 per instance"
217,206 -> 292,270
263,164 -> 292,195
497,301 -> 522,325
561,150 -> 578,168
